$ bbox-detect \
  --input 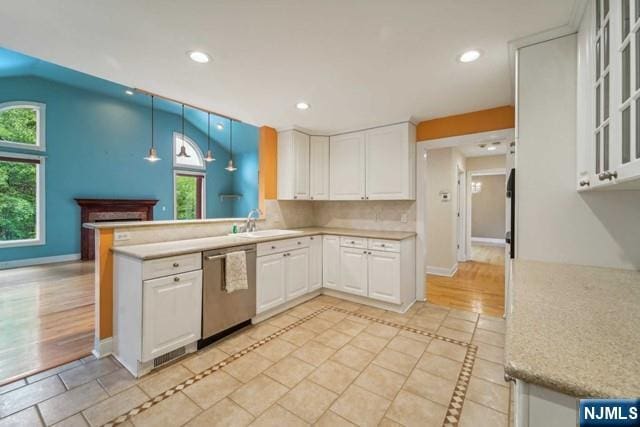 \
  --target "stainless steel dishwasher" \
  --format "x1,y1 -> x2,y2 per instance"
201,244 -> 256,347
